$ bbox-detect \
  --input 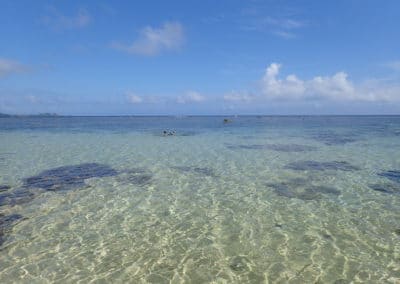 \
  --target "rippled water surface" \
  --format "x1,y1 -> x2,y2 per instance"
0,116 -> 400,283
